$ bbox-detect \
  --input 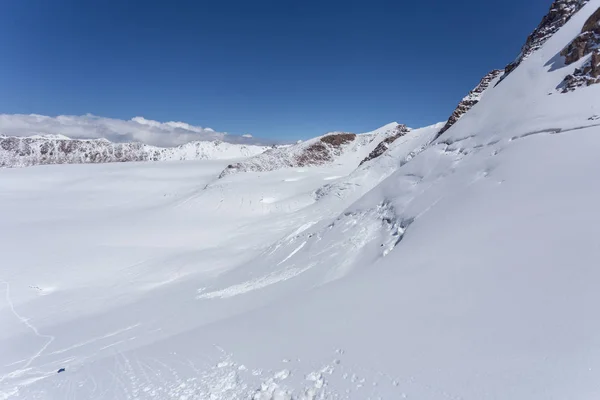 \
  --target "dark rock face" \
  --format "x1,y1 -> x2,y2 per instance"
560,49 -> 600,91
561,7 -> 600,64
359,125 -> 410,166
583,6 -> 600,31
319,133 -> 356,147
434,70 -> 503,141
559,7 -> 600,92
501,0 -> 590,80
295,142 -> 331,166
296,133 -> 357,166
